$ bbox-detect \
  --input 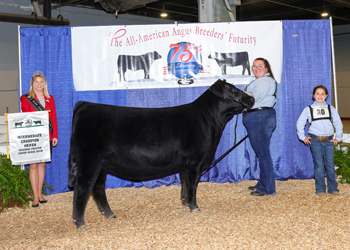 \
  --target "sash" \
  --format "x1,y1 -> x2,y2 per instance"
23,94 -> 53,135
